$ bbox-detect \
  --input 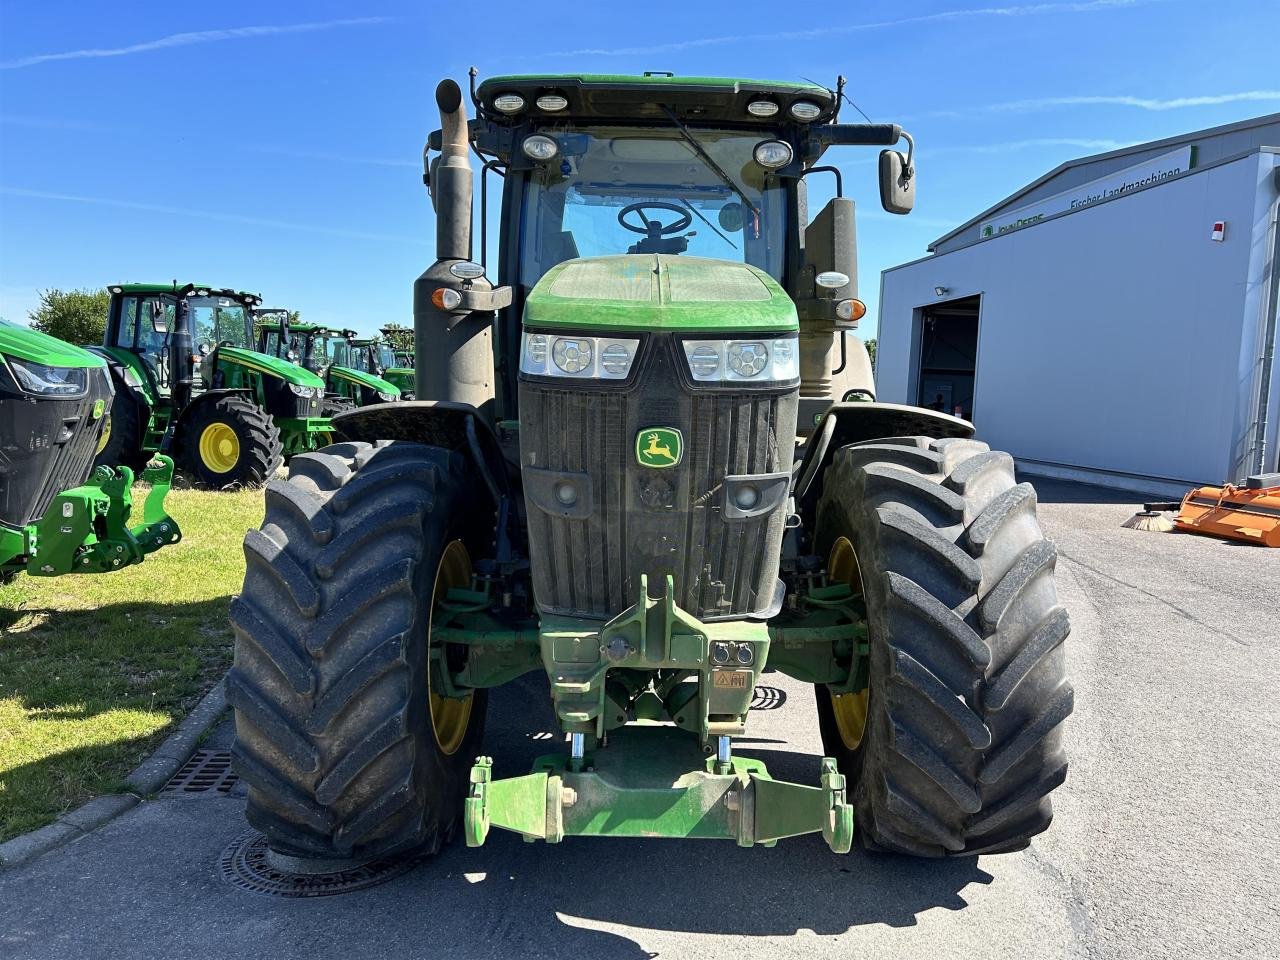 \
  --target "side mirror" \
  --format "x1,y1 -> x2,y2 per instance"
878,149 -> 915,215
149,300 -> 169,334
